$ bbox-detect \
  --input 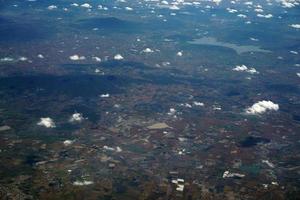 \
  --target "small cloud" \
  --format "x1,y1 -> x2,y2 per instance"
37,54 -> 44,59
250,37 -> 259,41
69,113 -> 84,123
227,8 -> 238,13
48,5 -> 57,10
125,7 -> 133,11
167,108 -> 177,116
37,117 -> 56,128
232,65 -> 259,74
142,48 -> 154,53
223,170 -> 245,178
193,101 -> 204,106
290,50 -> 298,55
73,180 -> 94,186
0,57 -> 14,62
177,51 -> 183,56
280,0 -> 298,8
18,57 -> 28,61
71,3 -> 79,7
69,54 -> 85,61
237,14 -> 247,18
92,56 -> 101,62
169,5 -> 180,10
114,54 -> 124,60
103,145 -> 122,152
246,100 -> 279,115
257,14 -> 273,18
290,24 -> 300,29
100,93 -> 110,98
212,0 -> 222,5
63,140 -> 74,146
95,68 -> 104,74
81,3 -> 92,8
